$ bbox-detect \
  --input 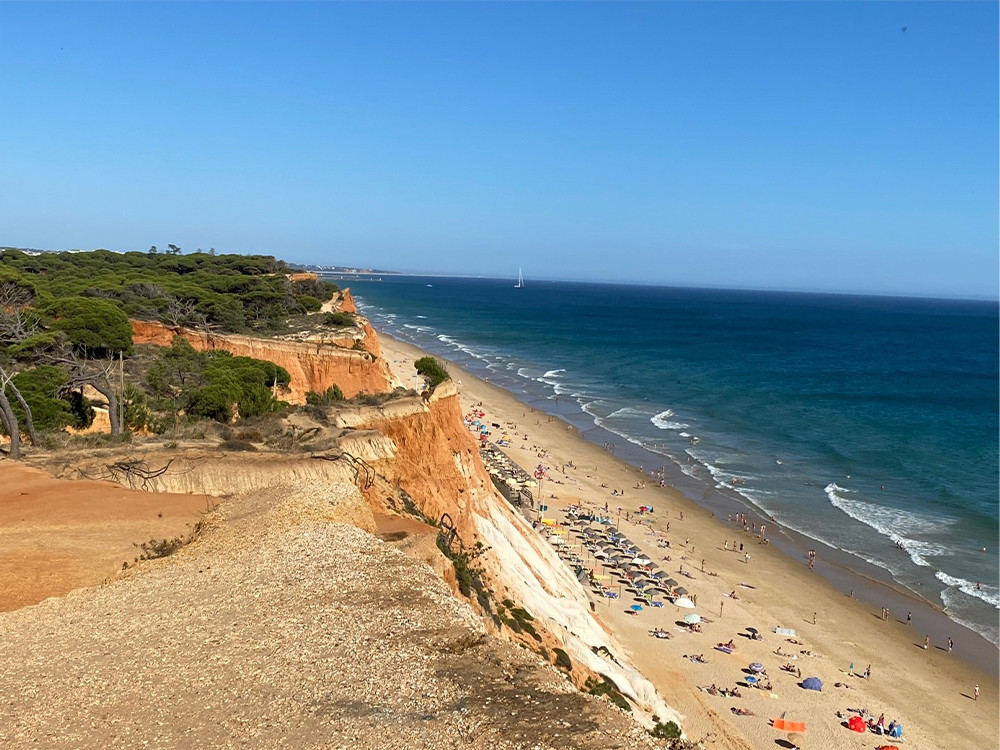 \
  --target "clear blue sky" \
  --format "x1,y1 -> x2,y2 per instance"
0,2 -> 996,298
